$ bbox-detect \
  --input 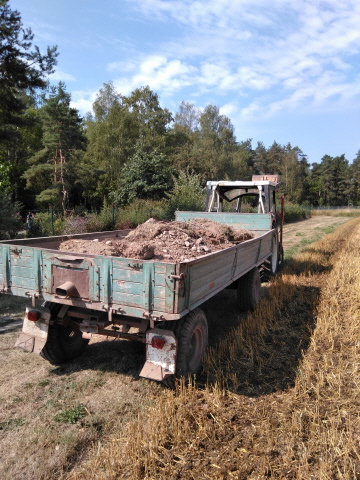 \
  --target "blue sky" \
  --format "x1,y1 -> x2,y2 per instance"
11,0 -> 360,165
